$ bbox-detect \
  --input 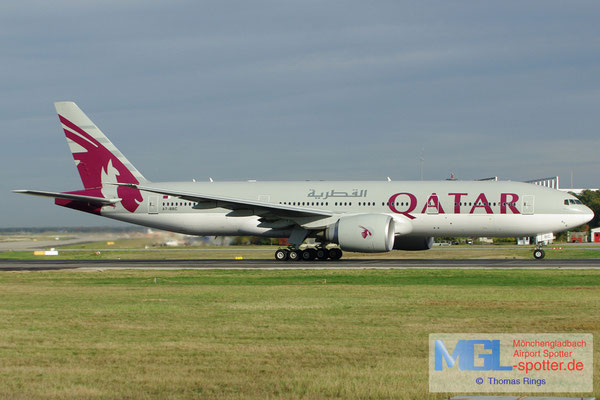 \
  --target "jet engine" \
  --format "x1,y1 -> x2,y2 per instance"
325,214 -> 395,253
392,236 -> 434,251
